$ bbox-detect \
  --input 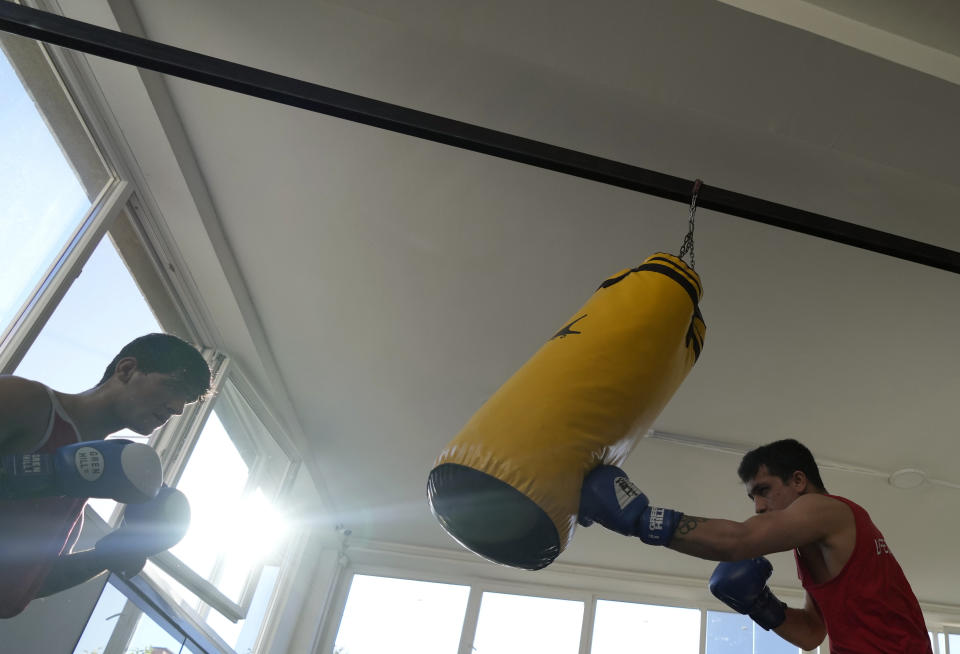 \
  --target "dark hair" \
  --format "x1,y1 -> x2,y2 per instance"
737,438 -> 827,492
98,333 -> 211,400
